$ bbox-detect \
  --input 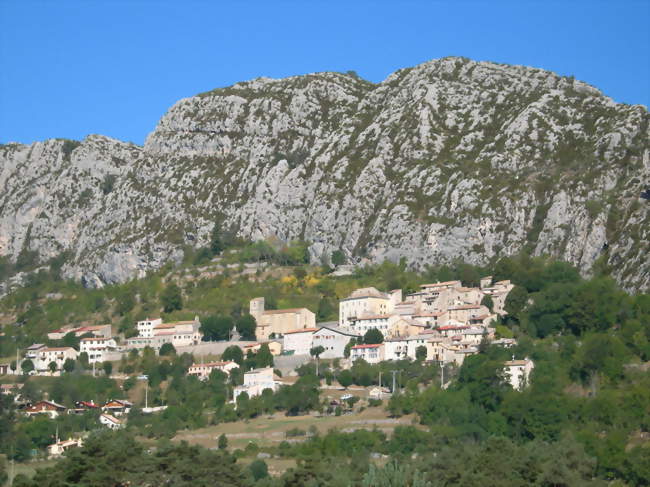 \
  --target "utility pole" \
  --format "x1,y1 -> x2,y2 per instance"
145,382 -> 148,409
390,370 -> 399,394
378,371 -> 382,400
440,361 -> 444,389
92,360 -> 96,377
